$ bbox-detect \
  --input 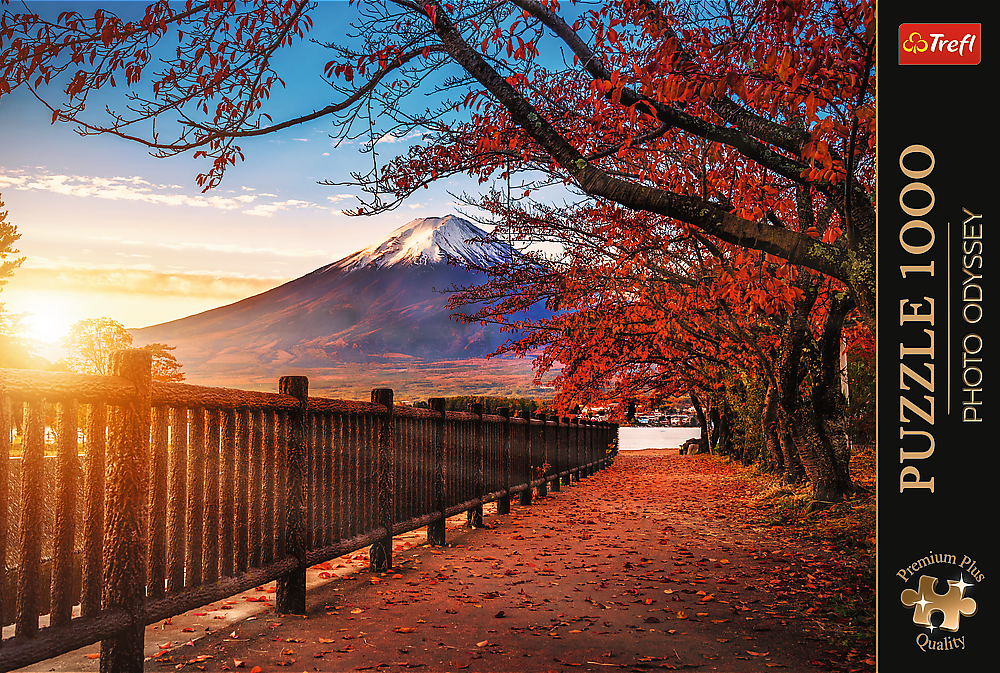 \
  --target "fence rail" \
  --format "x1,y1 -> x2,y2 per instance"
0,350 -> 618,672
